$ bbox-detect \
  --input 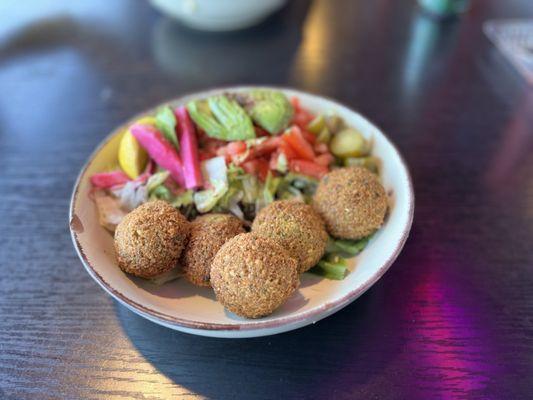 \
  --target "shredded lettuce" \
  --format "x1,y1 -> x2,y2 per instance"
150,185 -> 172,201
216,186 -> 241,210
263,172 -> 281,204
172,190 -> 194,208
155,106 -> 179,150
111,180 -> 147,211
275,153 -> 288,174
194,181 -> 227,212
228,201 -> 245,220
146,170 -> 170,194
254,172 -> 281,214
241,174 -> 260,204
193,157 -> 228,213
